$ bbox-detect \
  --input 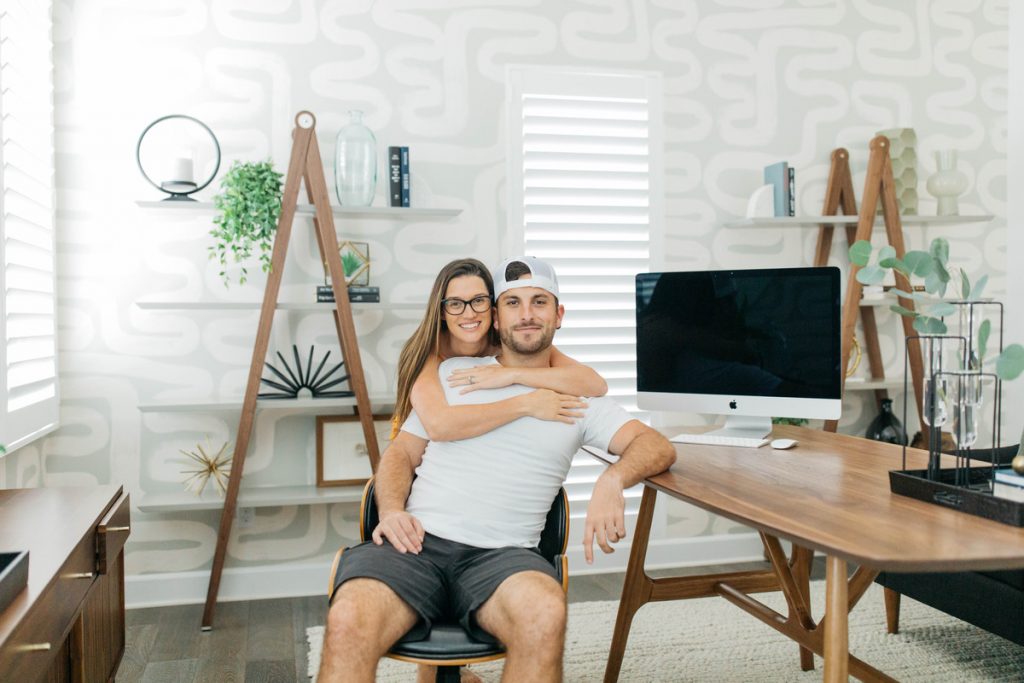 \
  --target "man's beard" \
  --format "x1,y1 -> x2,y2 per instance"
499,321 -> 555,355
